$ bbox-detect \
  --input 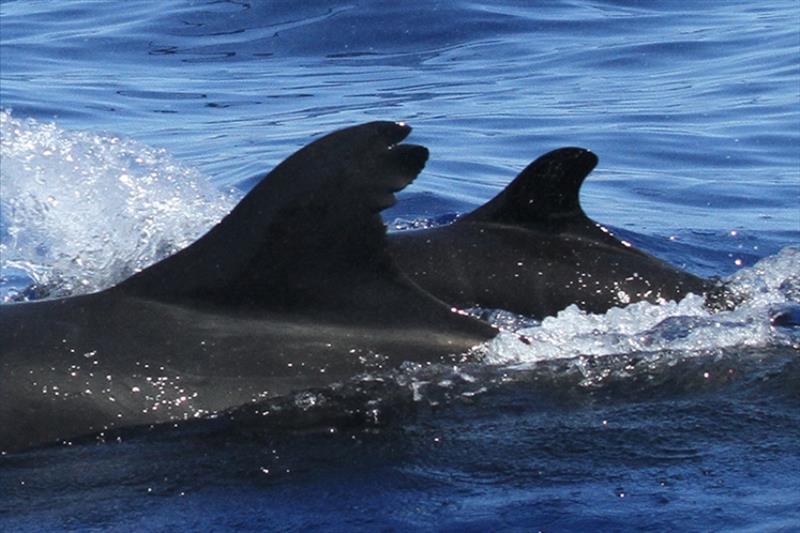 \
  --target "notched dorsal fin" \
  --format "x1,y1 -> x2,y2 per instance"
462,147 -> 598,226
119,122 -> 430,307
